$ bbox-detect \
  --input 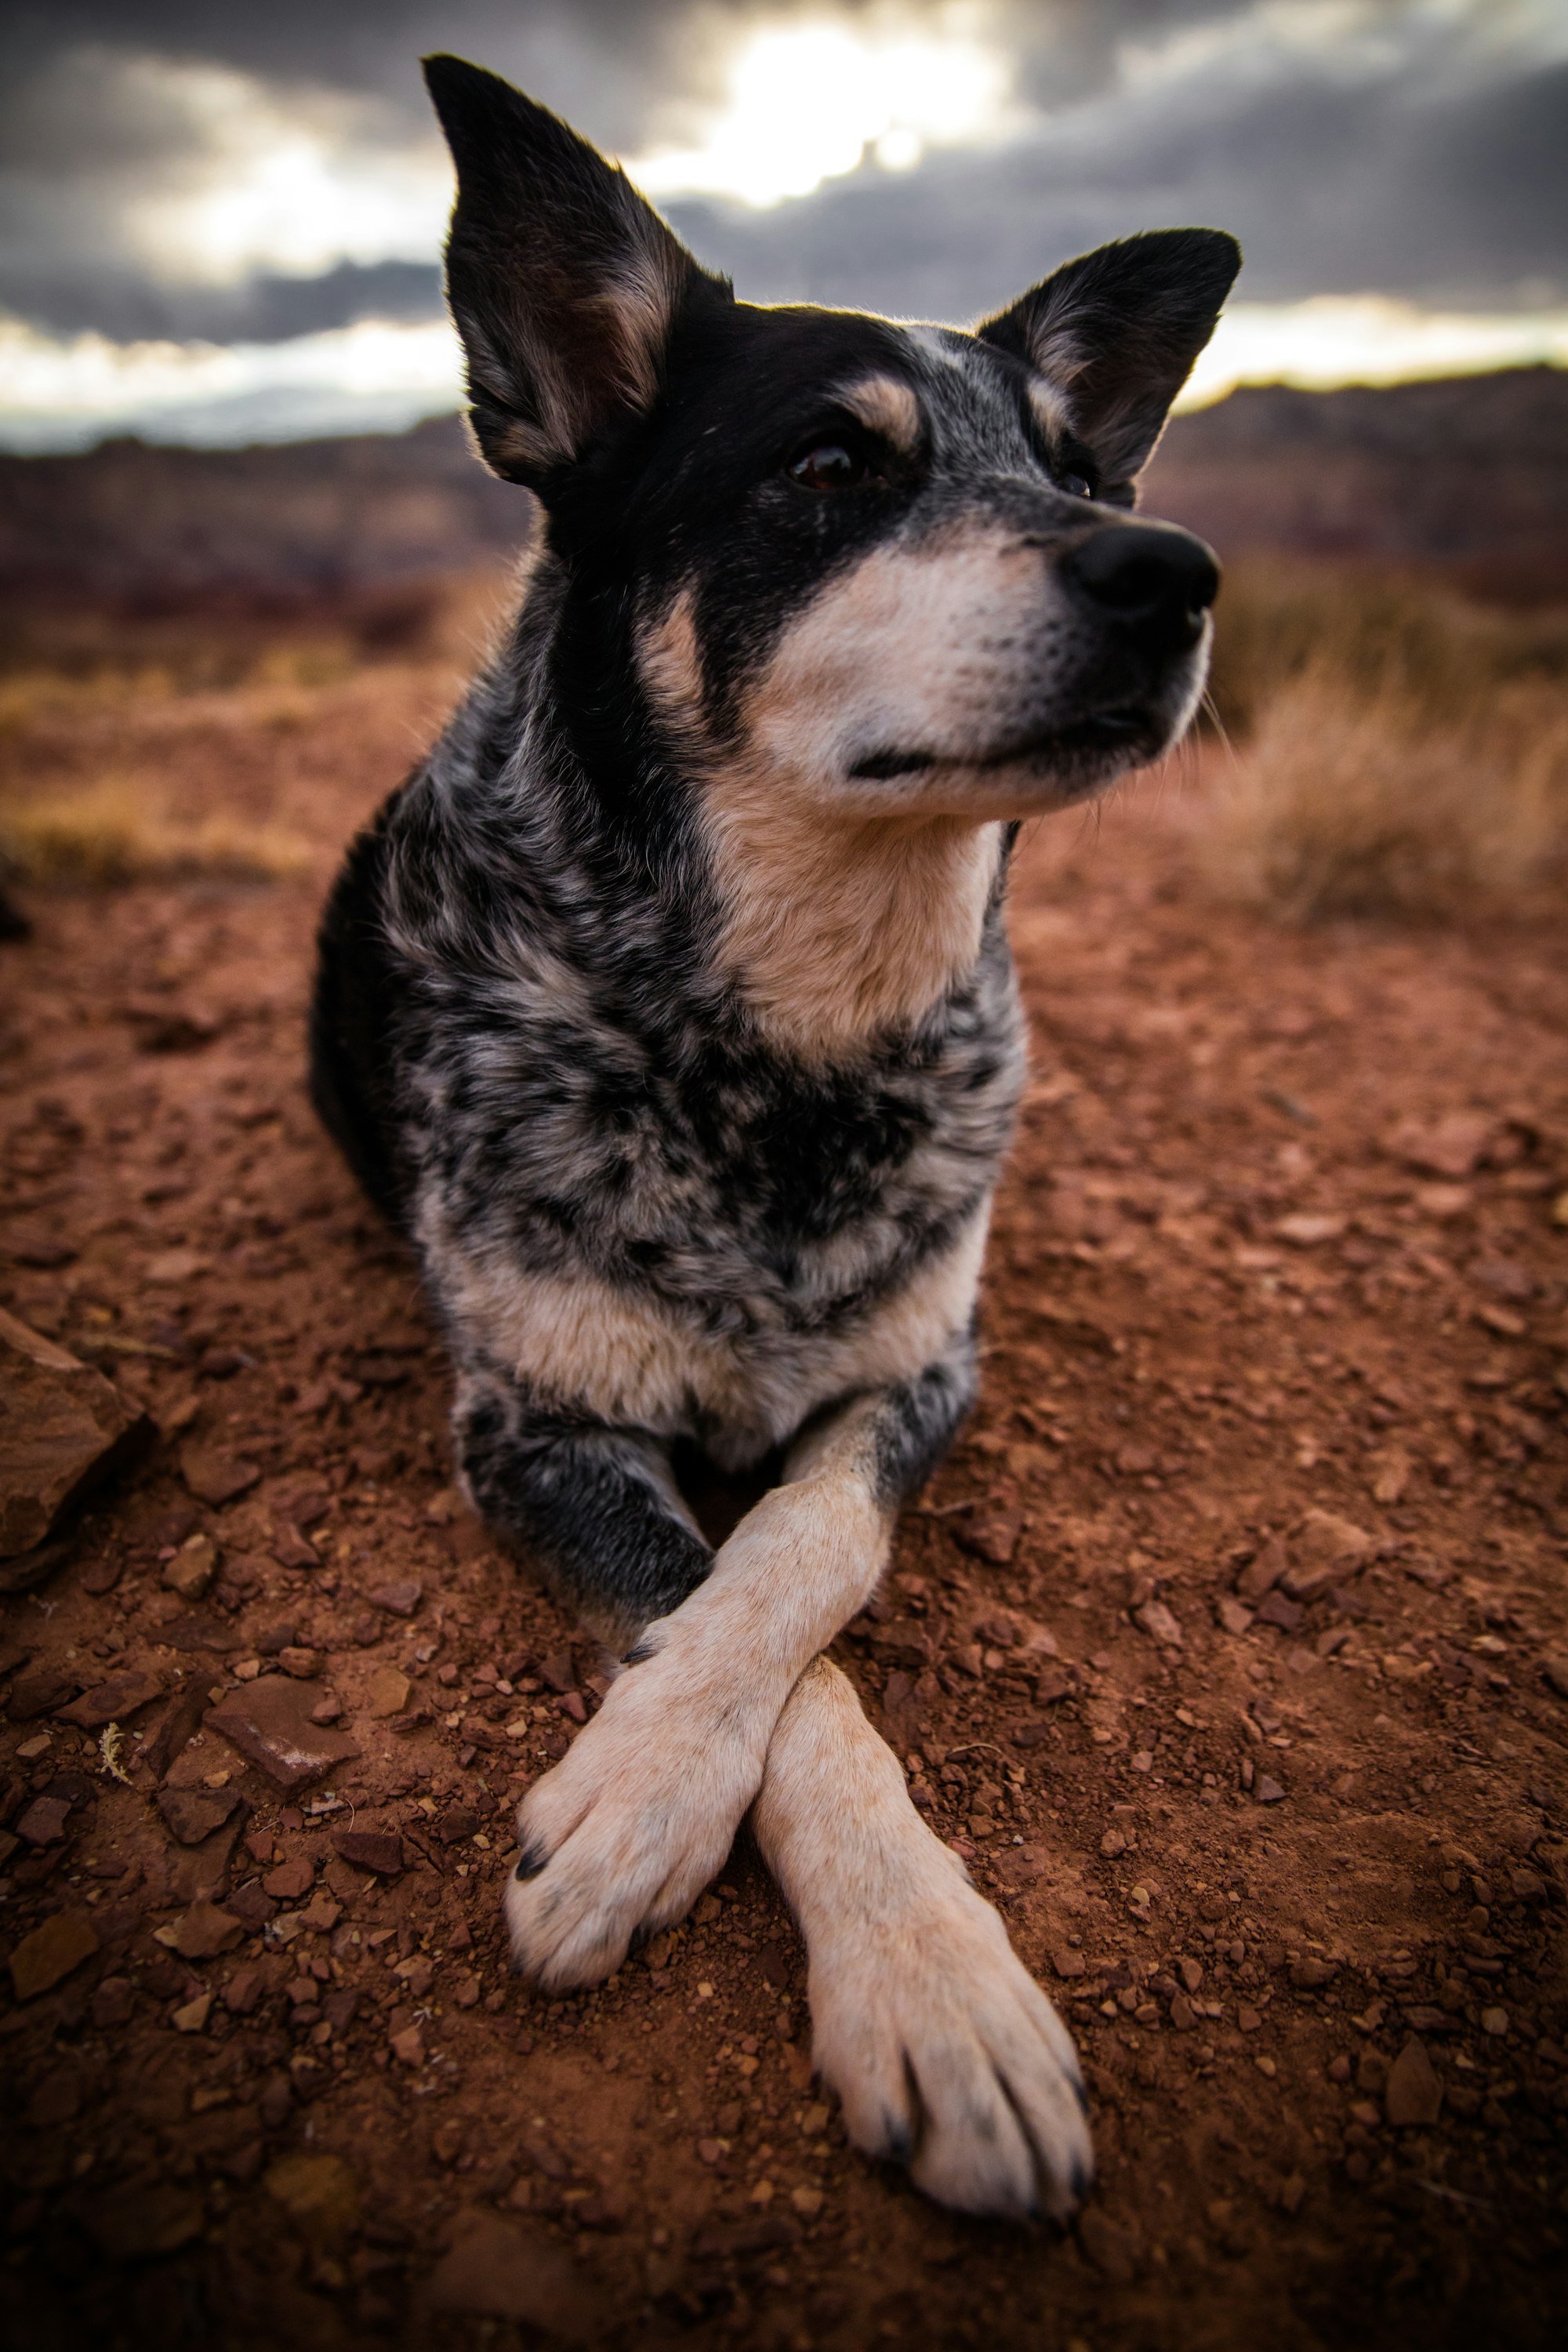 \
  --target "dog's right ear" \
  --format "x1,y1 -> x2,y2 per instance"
423,55 -> 723,489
